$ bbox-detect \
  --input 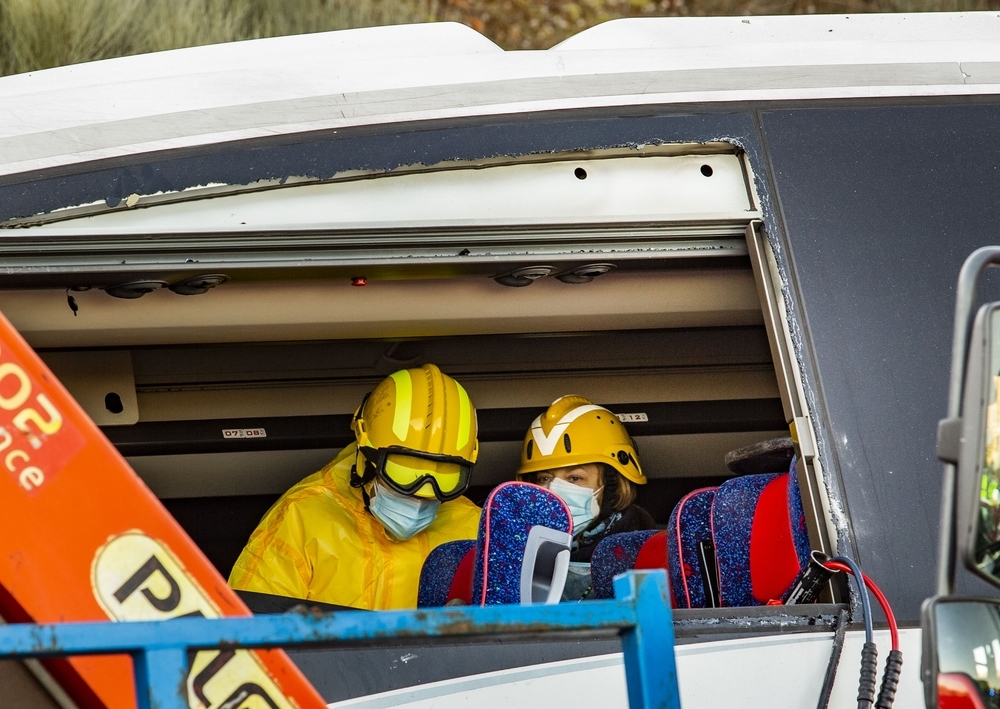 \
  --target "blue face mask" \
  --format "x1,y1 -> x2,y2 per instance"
369,479 -> 441,541
546,477 -> 602,533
